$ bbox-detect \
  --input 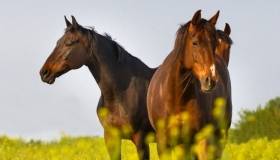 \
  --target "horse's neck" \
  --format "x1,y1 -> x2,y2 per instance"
176,67 -> 195,102
86,33 -> 120,99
